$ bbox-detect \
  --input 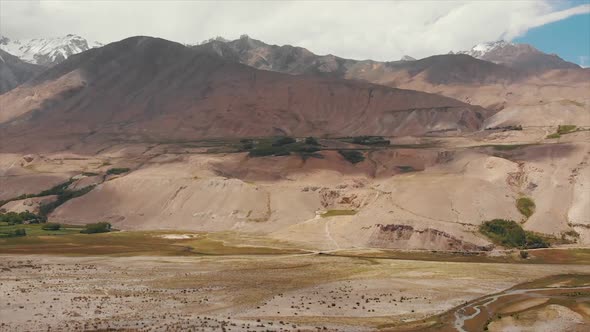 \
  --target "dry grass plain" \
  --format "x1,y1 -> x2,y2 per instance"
1,231 -> 590,331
